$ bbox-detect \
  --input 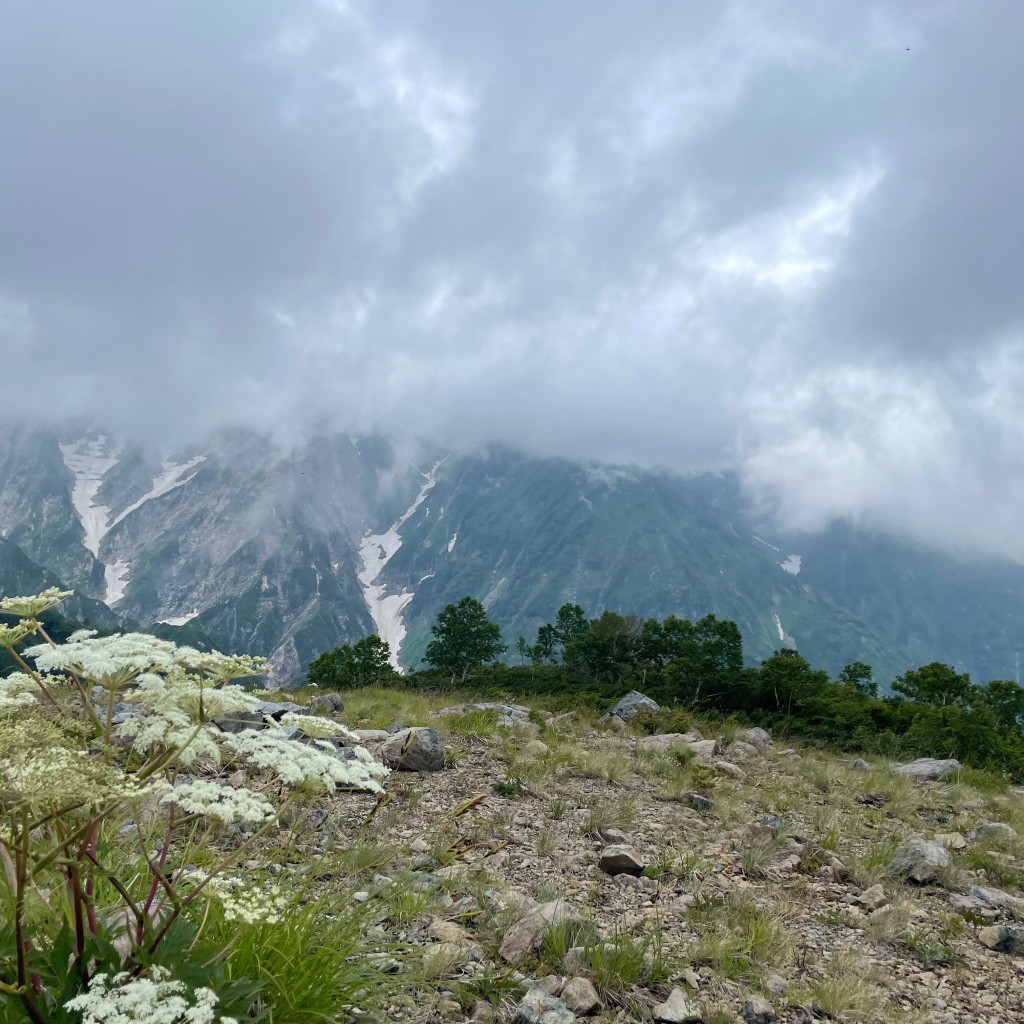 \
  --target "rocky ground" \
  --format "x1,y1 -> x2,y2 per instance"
251,688 -> 1024,1024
